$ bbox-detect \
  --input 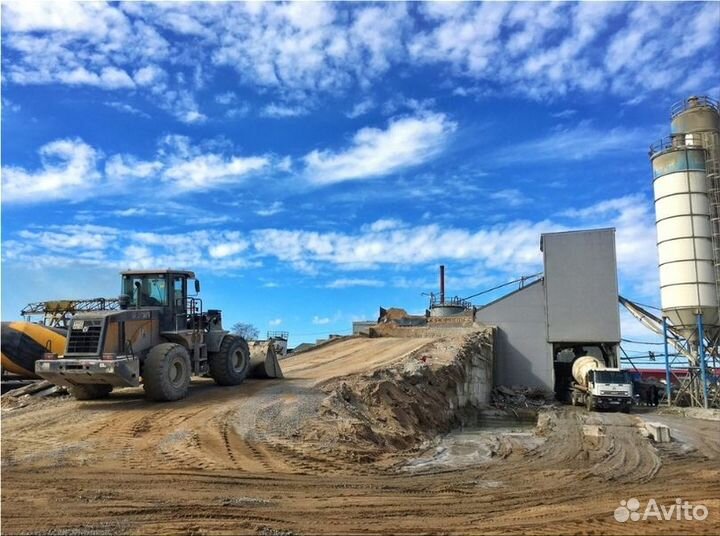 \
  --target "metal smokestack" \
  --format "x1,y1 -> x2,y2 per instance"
439,265 -> 445,305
